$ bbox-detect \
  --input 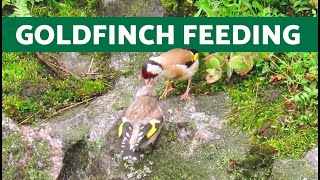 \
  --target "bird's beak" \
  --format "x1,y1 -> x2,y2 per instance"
144,78 -> 154,86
